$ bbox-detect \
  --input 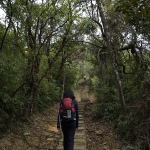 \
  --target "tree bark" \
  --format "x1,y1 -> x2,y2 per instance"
96,0 -> 126,115
97,49 -> 103,81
